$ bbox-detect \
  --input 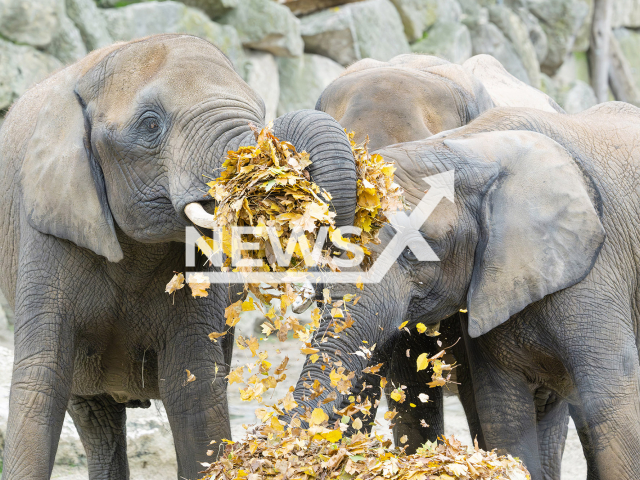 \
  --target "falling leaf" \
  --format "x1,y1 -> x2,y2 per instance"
352,417 -> 363,430
398,321 -> 408,330
242,296 -> 255,311
390,388 -> 406,403
322,429 -> 342,443
416,322 -> 426,333
418,393 -> 429,403
310,408 -> 328,426
185,369 -> 196,383
310,354 -> 319,363
187,273 -> 210,298
362,363 -> 384,374
165,273 -> 185,294
227,366 -> 244,385
208,331 -> 227,342
400,435 -> 408,444
417,353 -> 430,372
282,391 -> 298,411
